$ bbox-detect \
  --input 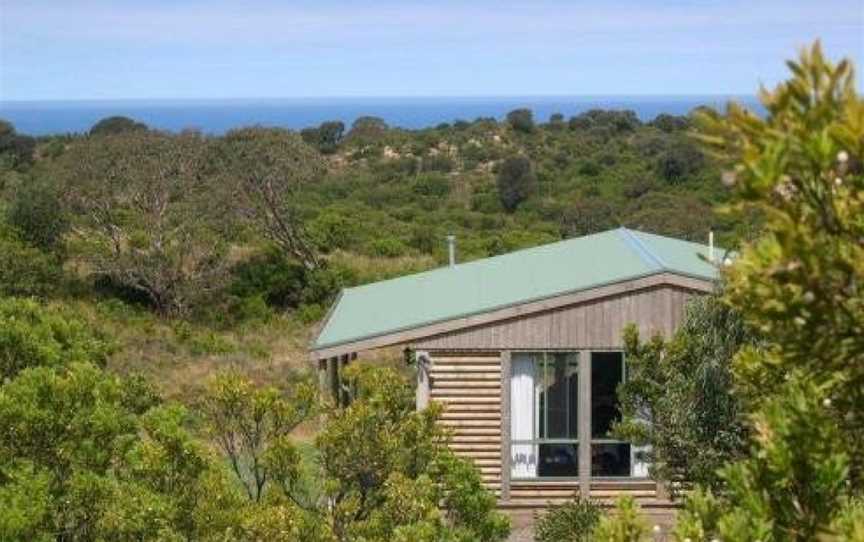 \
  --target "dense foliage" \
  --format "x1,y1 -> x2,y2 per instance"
0,298 -> 508,541
615,295 -> 755,493
672,42 -> 864,541
314,364 -> 509,541
533,496 -> 601,542
590,41 -> 864,542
